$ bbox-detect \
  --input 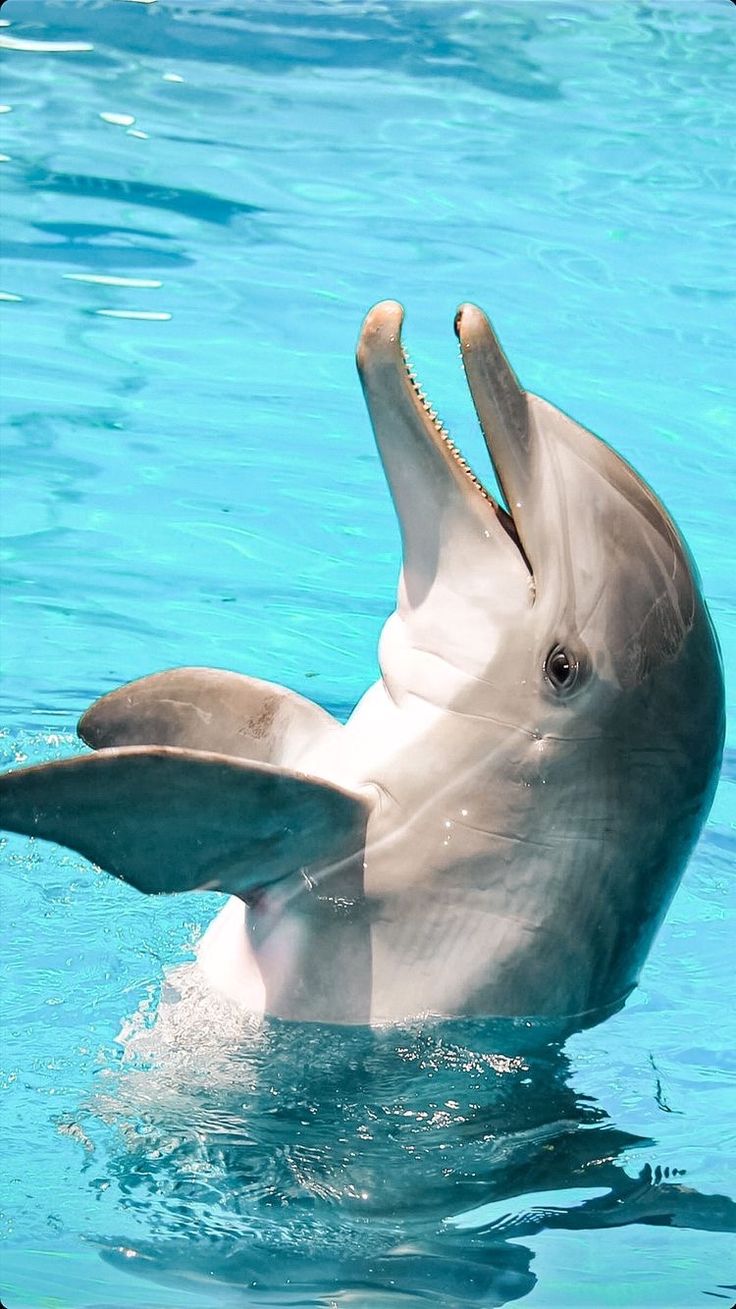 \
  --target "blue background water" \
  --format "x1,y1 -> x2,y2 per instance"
1,2 -> 734,1306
